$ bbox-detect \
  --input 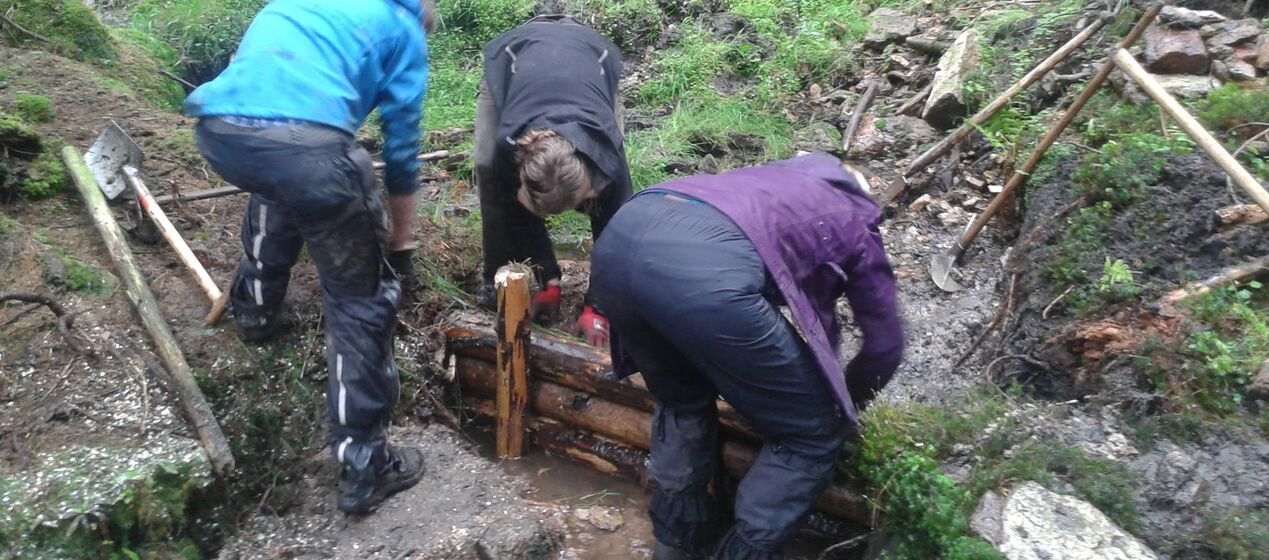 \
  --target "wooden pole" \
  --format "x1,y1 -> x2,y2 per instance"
936,2 -> 1164,265
124,166 -> 223,305
842,81 -> 879,153
62,146 -> 235,476
494,264 -> 531,458
904,16 -> 1108,176
1111,48 -> 1269,214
